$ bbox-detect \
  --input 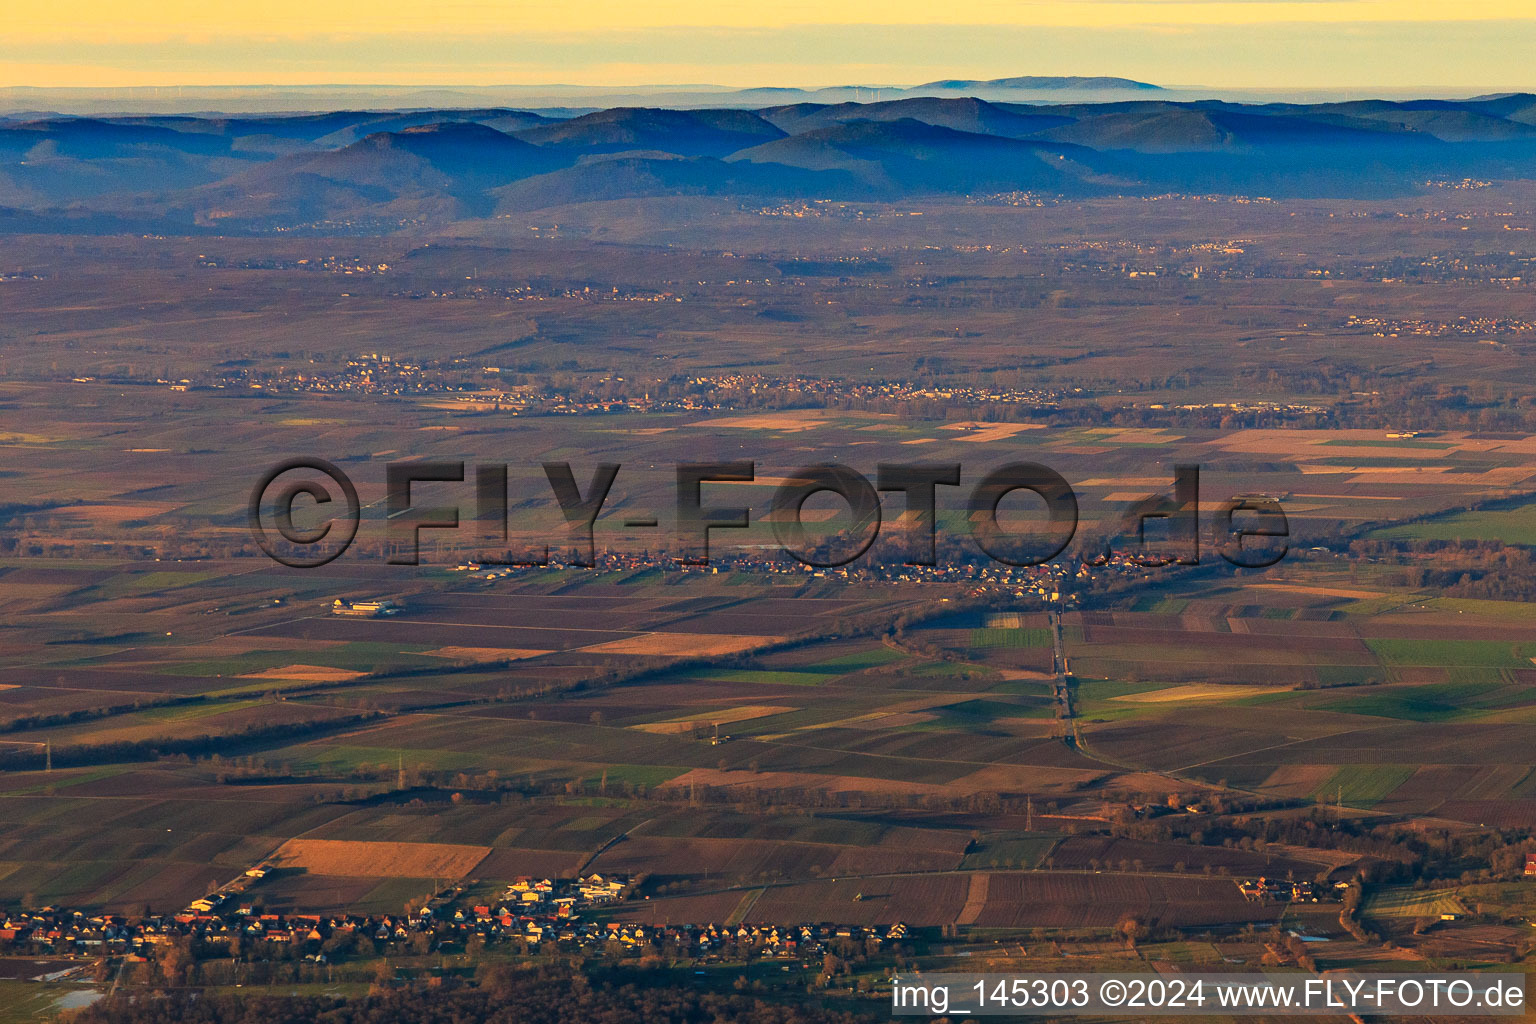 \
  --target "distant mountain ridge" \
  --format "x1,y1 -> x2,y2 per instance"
915,76 -> 1160,92
0,76 -> 1165,117
5,93 -> 1536,232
